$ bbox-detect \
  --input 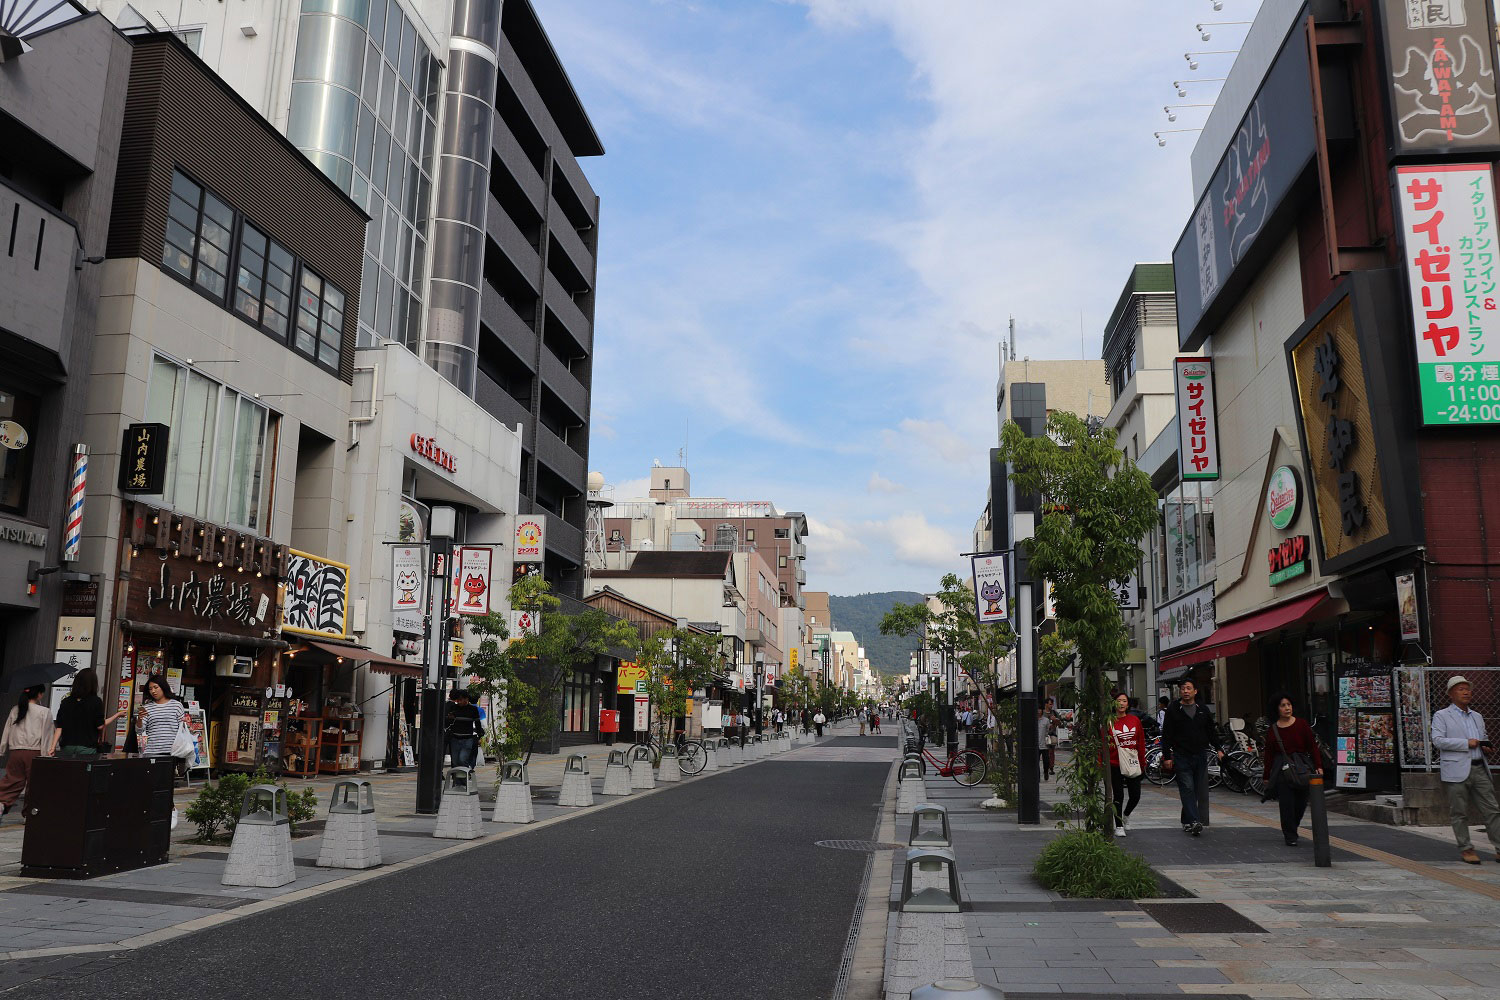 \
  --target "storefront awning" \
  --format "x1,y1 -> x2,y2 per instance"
301,638 -> 424,678
1159,590 -> 1335,674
